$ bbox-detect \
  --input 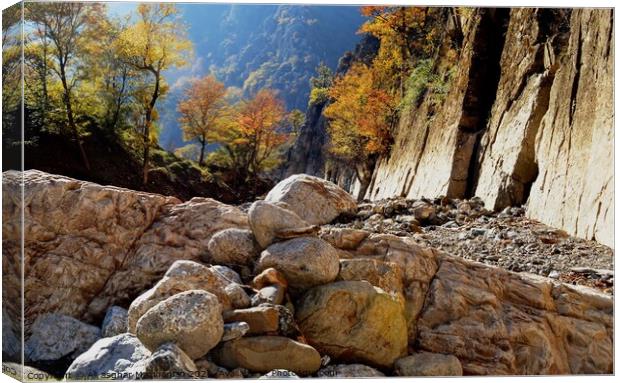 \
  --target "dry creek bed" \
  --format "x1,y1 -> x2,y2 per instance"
320,196 -> 614,295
